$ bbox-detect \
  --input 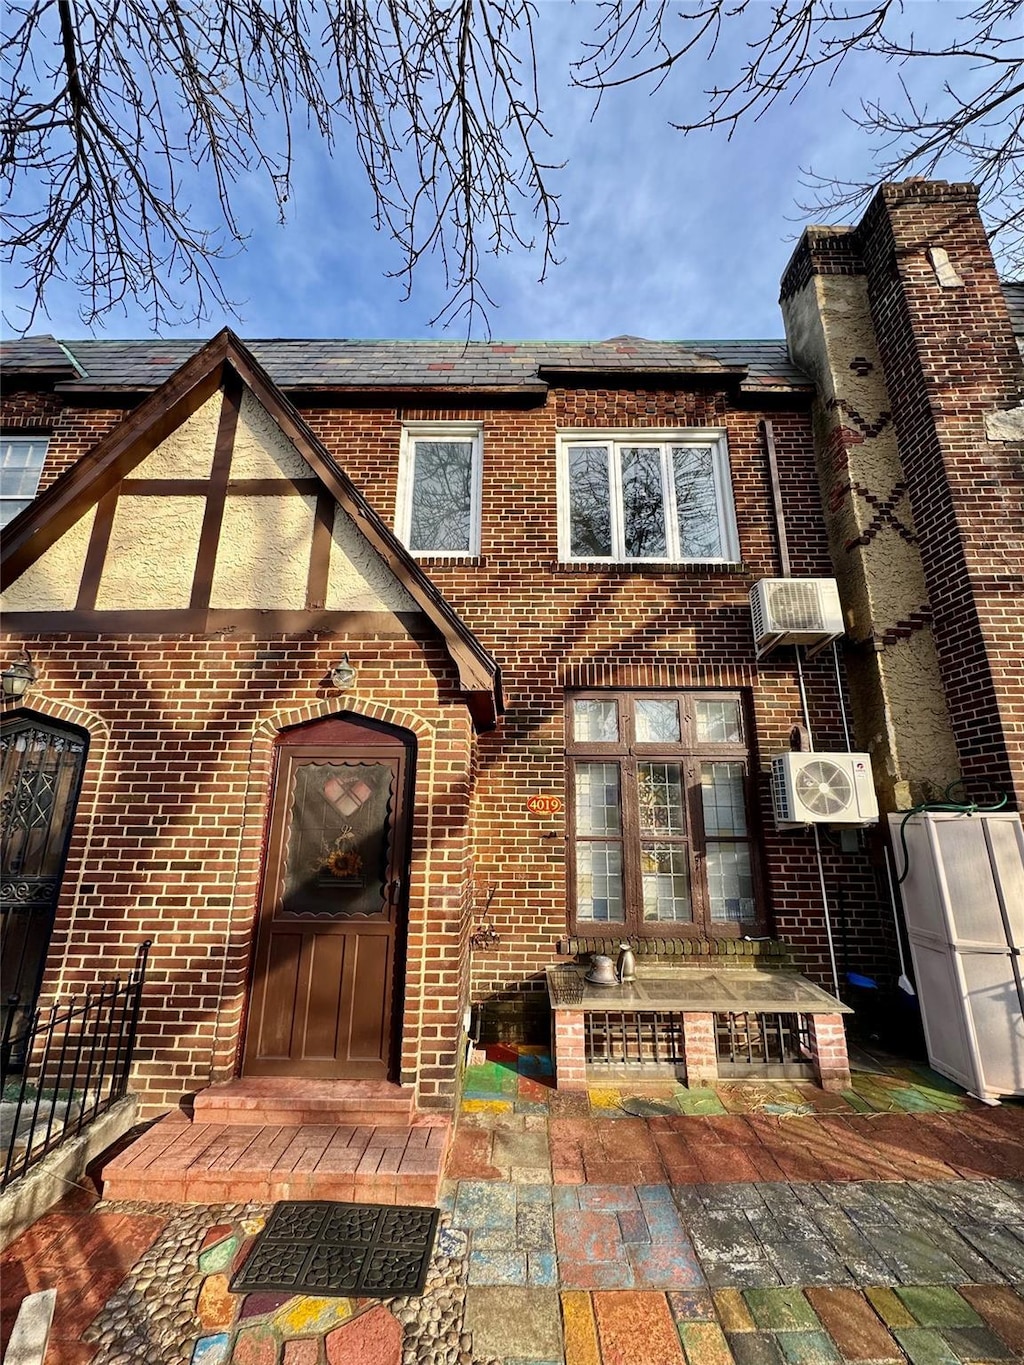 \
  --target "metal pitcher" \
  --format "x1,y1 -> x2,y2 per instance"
616,941 -> 637,983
